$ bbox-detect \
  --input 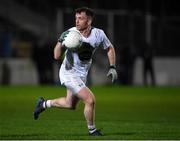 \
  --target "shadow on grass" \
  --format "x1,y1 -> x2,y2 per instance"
67,132 -> 136,137
105,132 -> 136,136
1,132 -> 136,139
